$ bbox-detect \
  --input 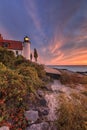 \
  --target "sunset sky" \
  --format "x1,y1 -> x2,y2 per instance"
0,0 -> 87,65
